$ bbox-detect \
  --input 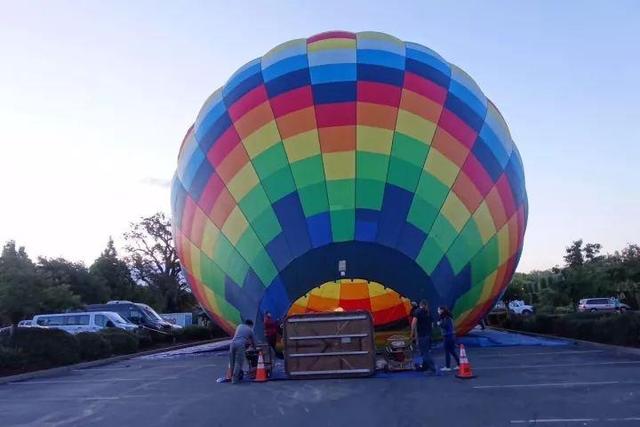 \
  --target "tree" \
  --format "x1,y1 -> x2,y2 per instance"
0,242 -> 42,328
38,257 -> 109,305
124,213 -> 195,312
89,237 -> 138,302
564,240 -> 584,268
0,241 -> 80,335
503,273 -> 529,302
583,243 -> 602,263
